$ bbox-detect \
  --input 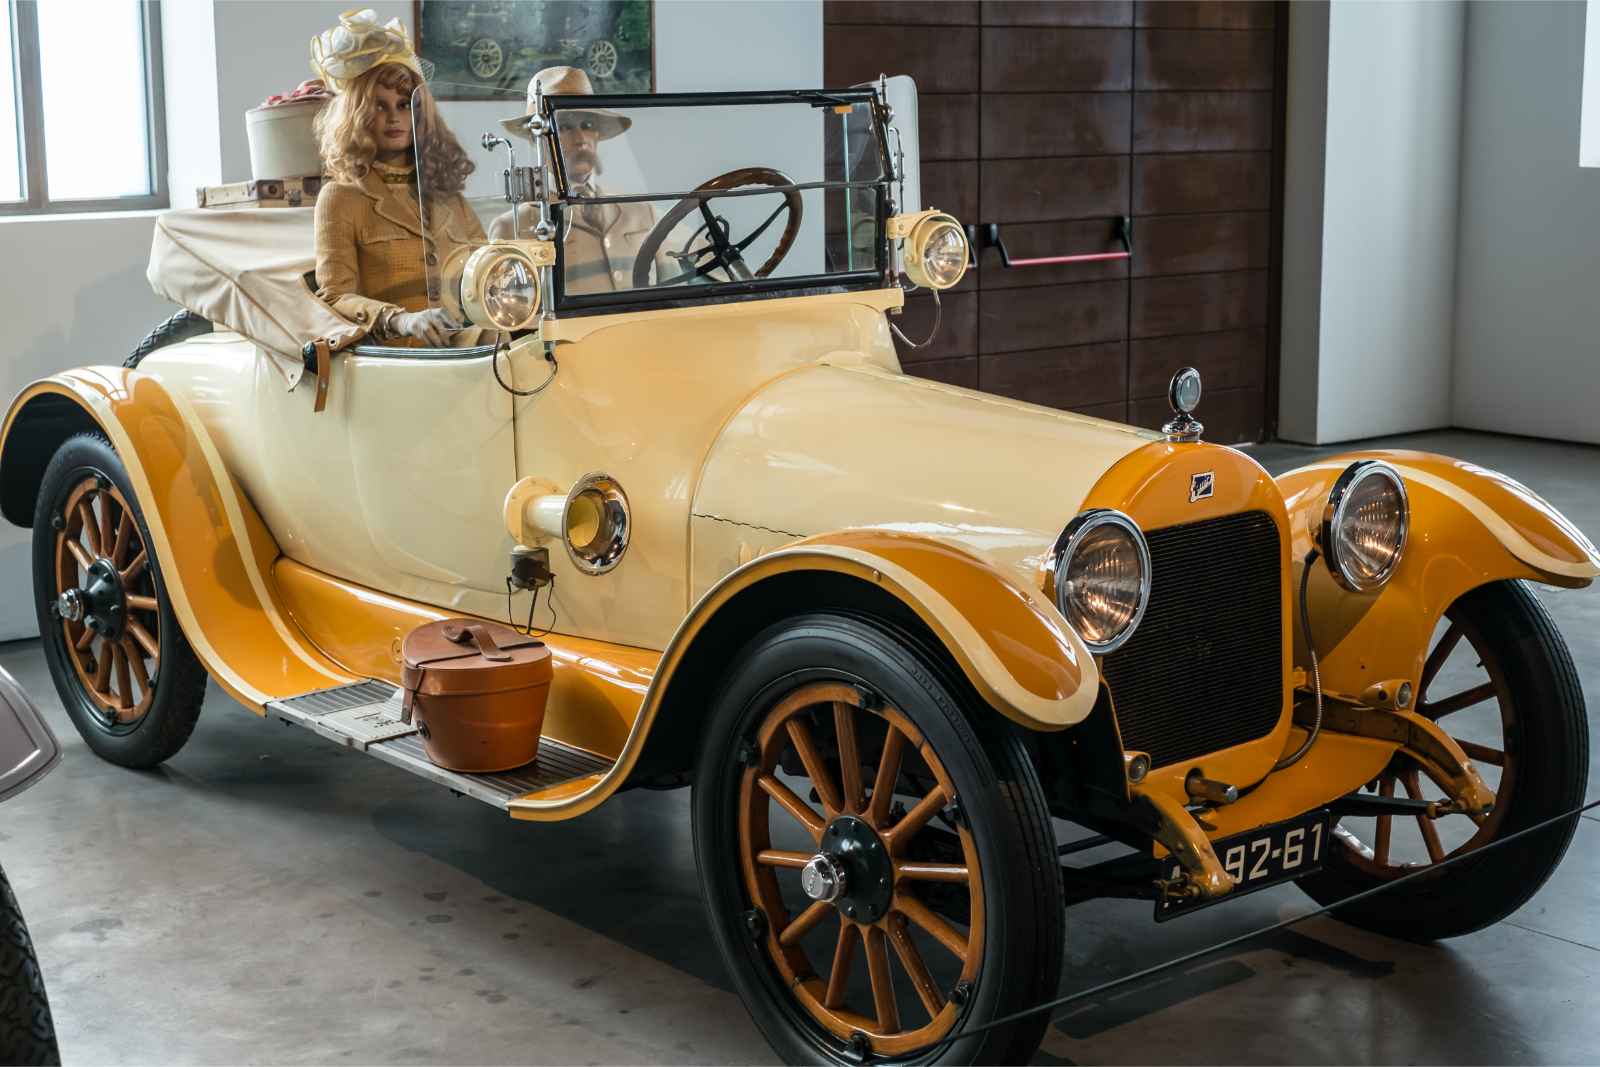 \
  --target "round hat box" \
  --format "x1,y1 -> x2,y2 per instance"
245,97 -> 326,180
